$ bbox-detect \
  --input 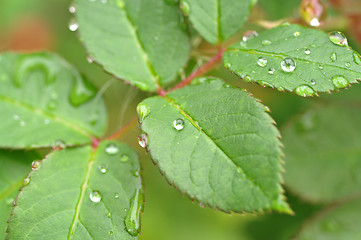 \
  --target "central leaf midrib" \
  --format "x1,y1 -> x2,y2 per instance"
163,95 -> 269,199
0,95 -> 93,139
